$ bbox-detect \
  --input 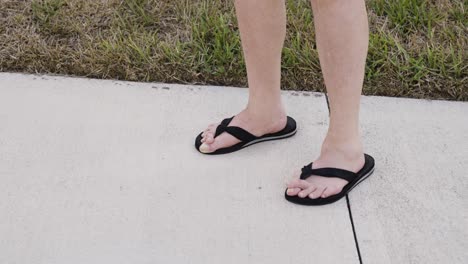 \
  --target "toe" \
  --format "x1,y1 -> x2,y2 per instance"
201,123 -> 218,140
287,179 -> 310,190
208,133 -> 241,152
199,142 -> 212,153
286,170 -> 304,196
321,186 -> 339,198
204,133 -> 215,144
286,188 -> 301,196
309,186 -> 325,199
298,185 -> 317,198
